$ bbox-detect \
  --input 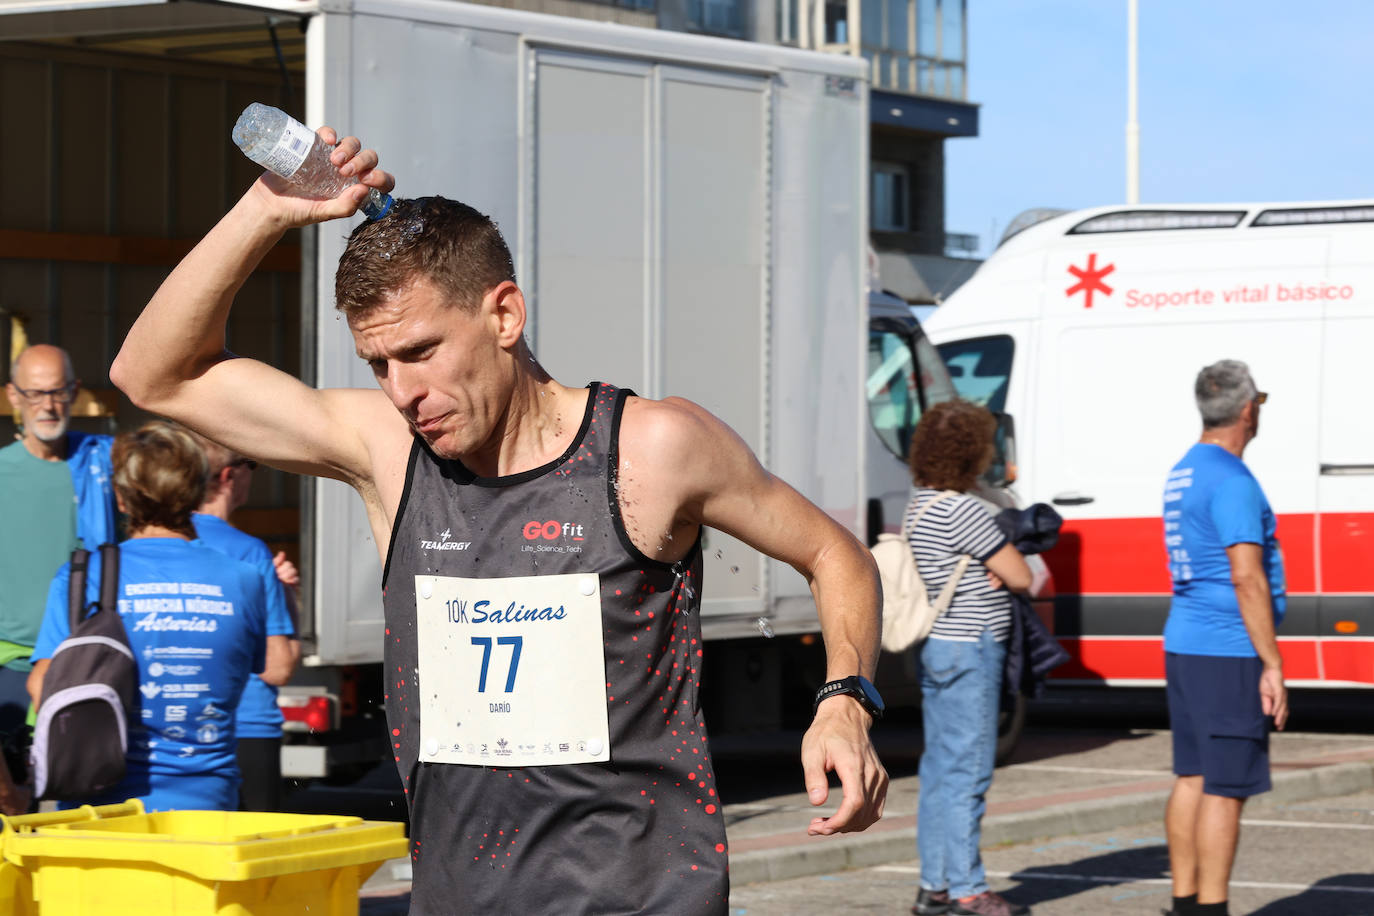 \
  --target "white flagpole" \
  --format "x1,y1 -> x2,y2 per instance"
1126,0 -> 1140,203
